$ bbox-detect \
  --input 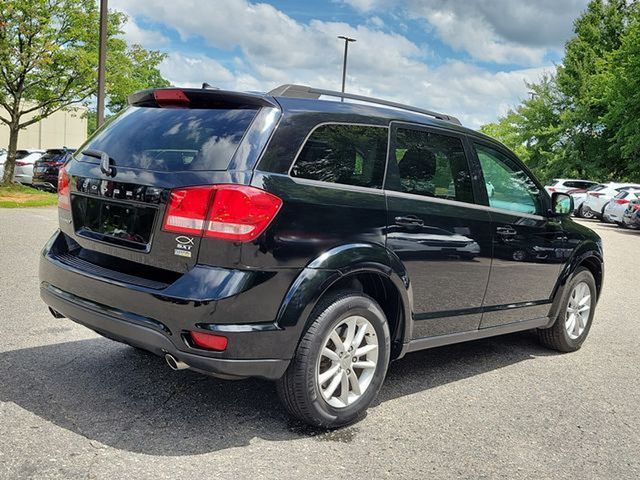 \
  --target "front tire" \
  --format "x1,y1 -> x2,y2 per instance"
537,268 -> 596,352
277,291 -> 390,428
